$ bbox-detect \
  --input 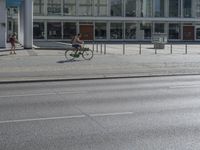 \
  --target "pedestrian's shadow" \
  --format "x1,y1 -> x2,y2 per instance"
0,54 -> 10,57
57,59 -> 82,63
